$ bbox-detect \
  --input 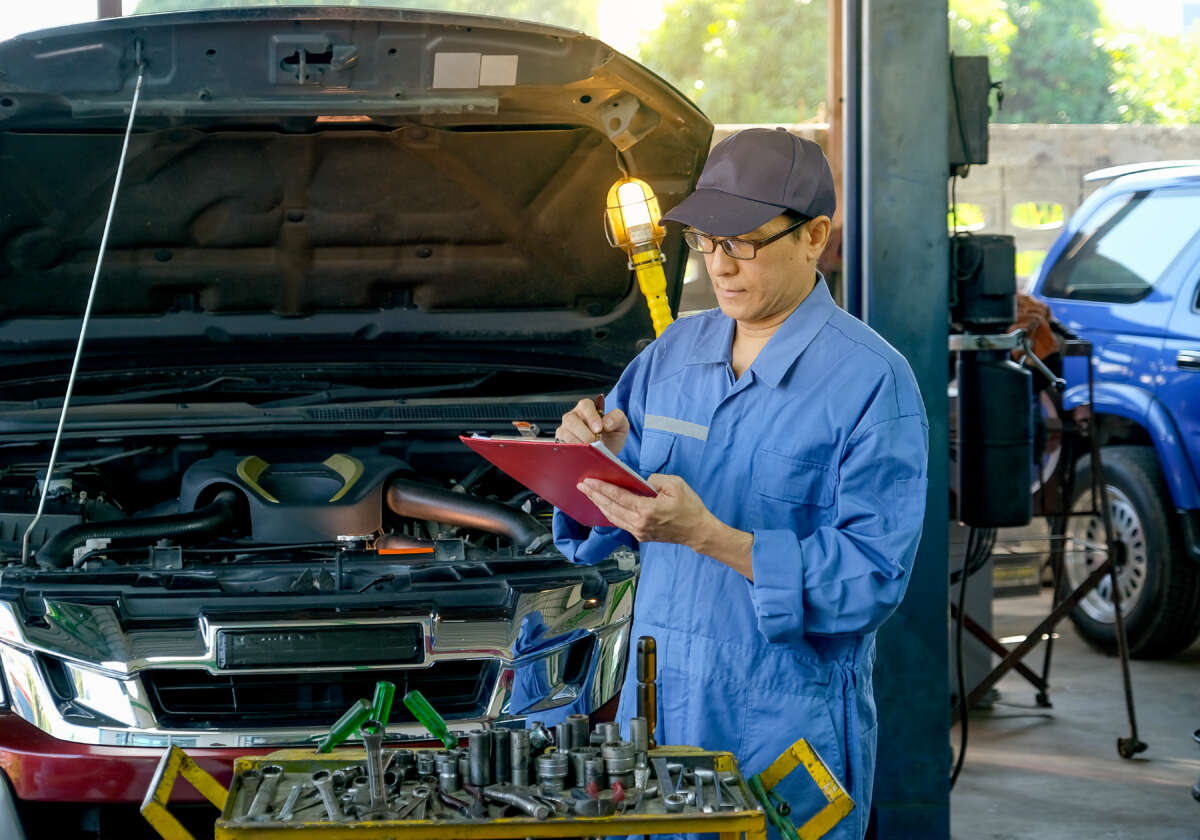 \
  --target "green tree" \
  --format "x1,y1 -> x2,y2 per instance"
948,0 -> 1015,82
947,0 -> 1200,125
996,0 -> 1121,123
1105,25 -> 1200,124
635,0 -> 828,125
